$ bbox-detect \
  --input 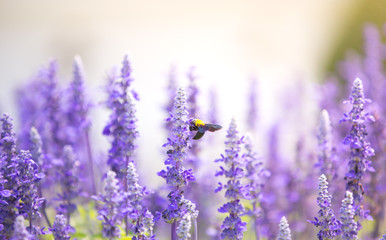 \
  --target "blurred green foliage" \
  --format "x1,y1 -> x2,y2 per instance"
324,0 -> 386,76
